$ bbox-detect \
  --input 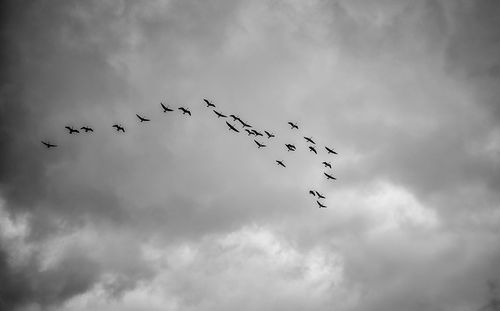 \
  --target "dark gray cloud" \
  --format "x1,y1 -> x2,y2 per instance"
1,0 -> 500,310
